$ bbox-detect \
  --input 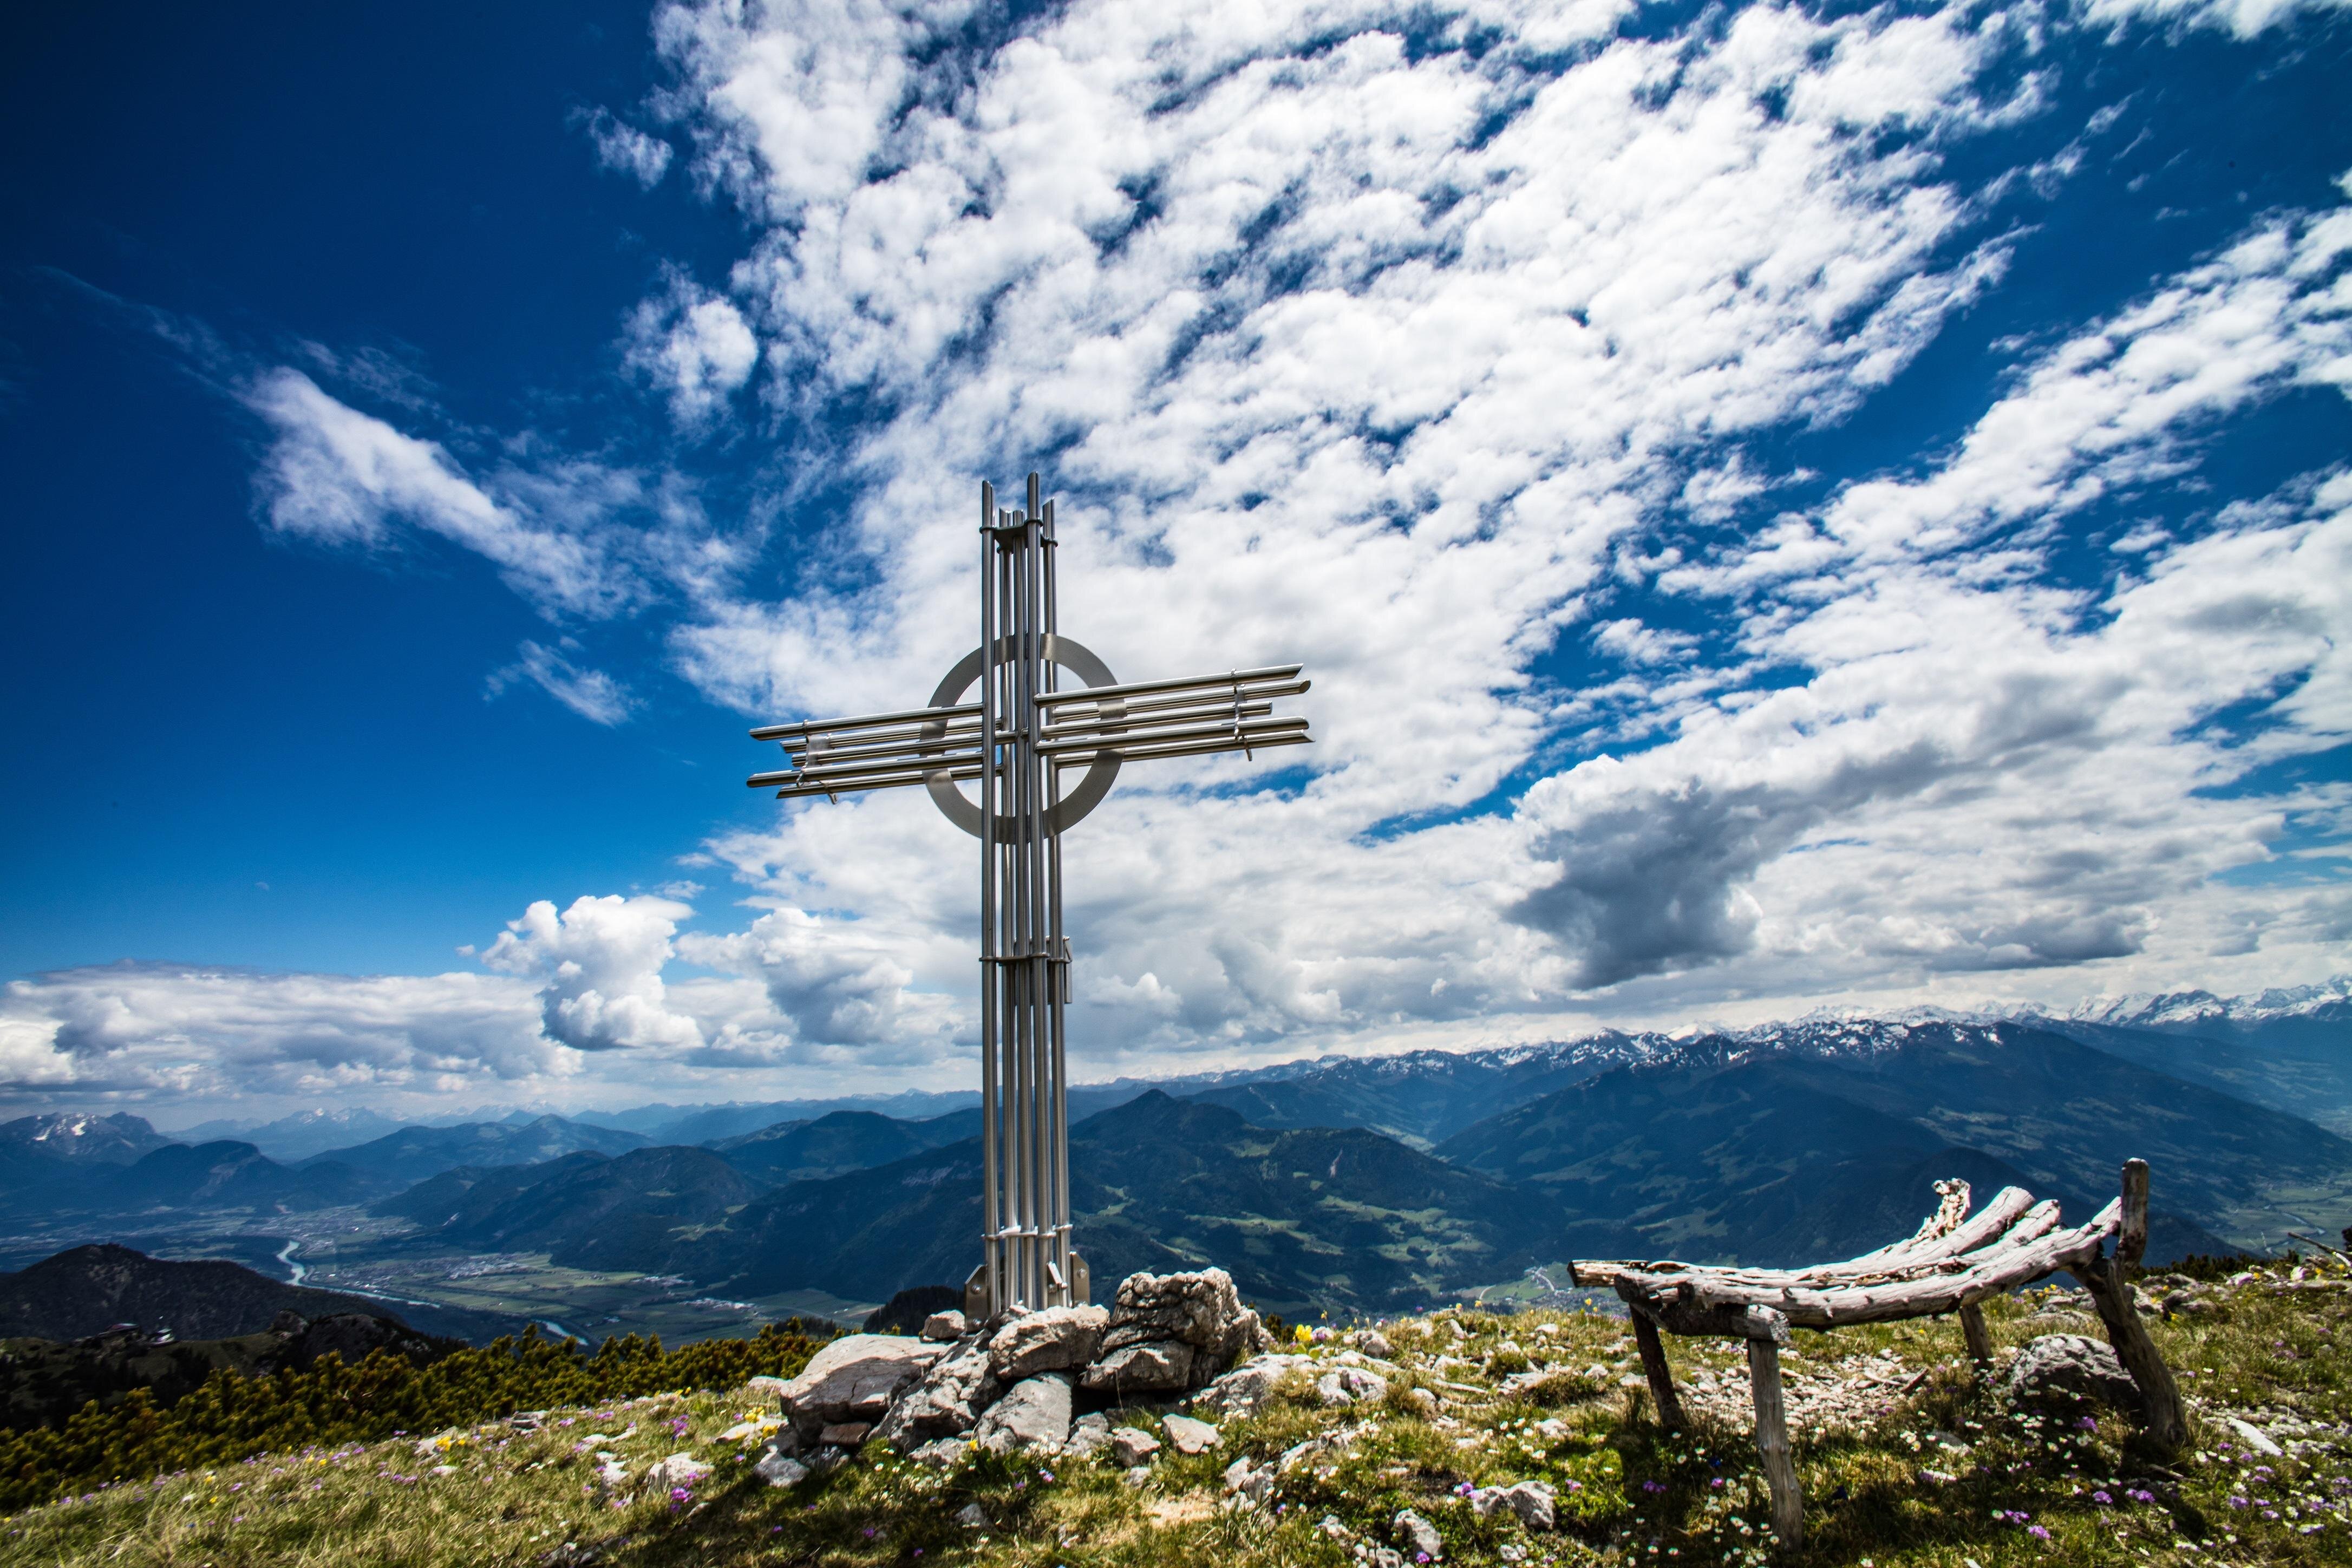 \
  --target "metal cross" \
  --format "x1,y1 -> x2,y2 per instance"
746,474 -> 1314,1315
